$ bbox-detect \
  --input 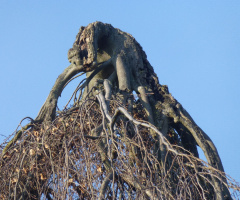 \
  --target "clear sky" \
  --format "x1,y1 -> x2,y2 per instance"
0,1 -> 239,183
